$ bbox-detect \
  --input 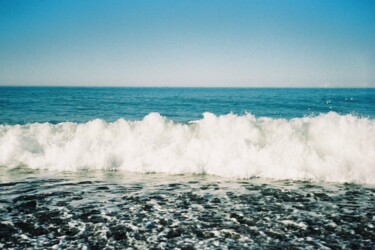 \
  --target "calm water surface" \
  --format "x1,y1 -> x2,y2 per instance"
0,87 -> 374,124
